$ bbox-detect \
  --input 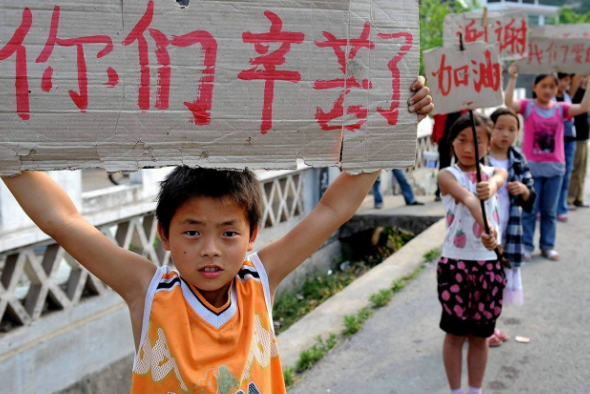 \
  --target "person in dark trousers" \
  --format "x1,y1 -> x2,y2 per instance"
568,74 -> 590,209
433,111 -> 464,201
372,169 -> 424,209
554,73 -> 577,222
